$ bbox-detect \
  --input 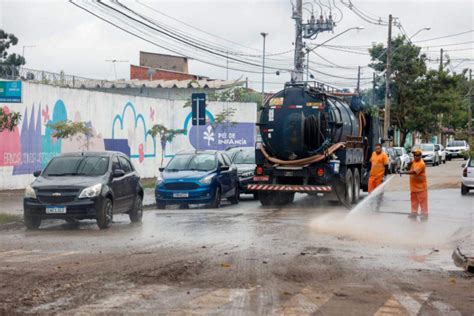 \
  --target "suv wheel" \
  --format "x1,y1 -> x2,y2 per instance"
209,188 -> 222,208
97,198 -> 113,229
461,183 -> 469,195
228,186 -> 239,205
129,195 -> 143,223
24,211 -> 41,230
